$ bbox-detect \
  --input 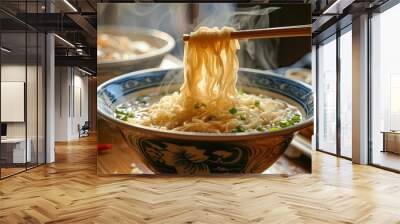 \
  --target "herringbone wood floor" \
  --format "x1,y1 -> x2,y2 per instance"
1,136 -> 400,224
